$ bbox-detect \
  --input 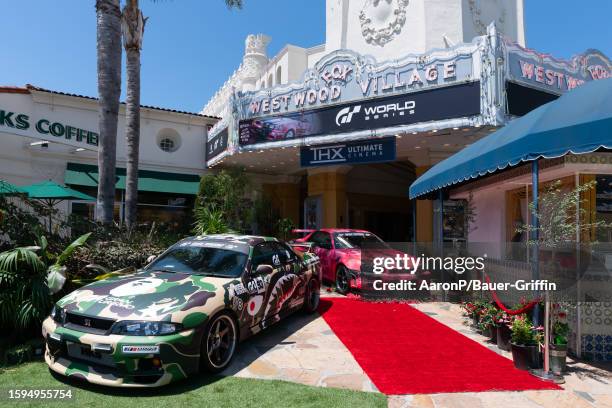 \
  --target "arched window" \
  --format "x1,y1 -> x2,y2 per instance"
276,66 -> 282,85
268,73 -> 273,88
